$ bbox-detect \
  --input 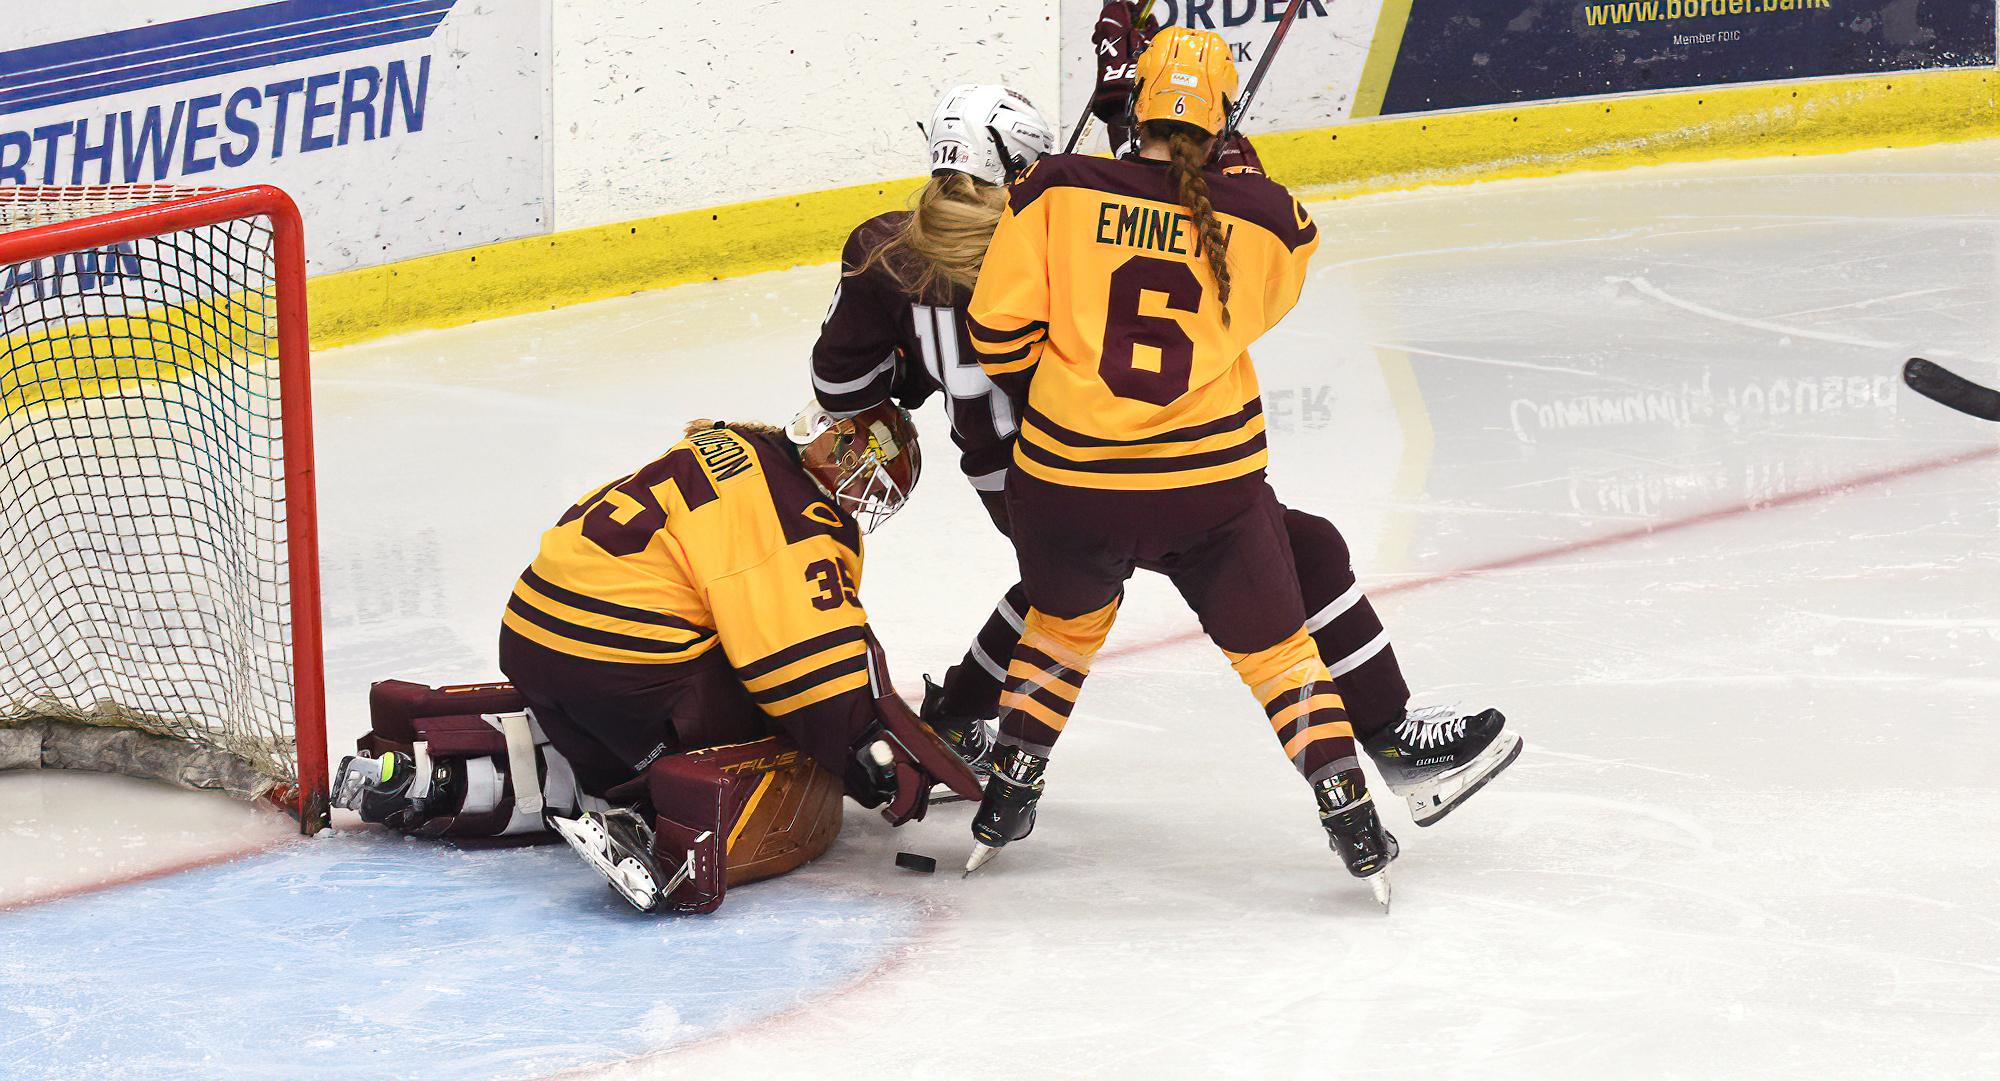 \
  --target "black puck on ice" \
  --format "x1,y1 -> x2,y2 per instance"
895,852 -> 937,874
